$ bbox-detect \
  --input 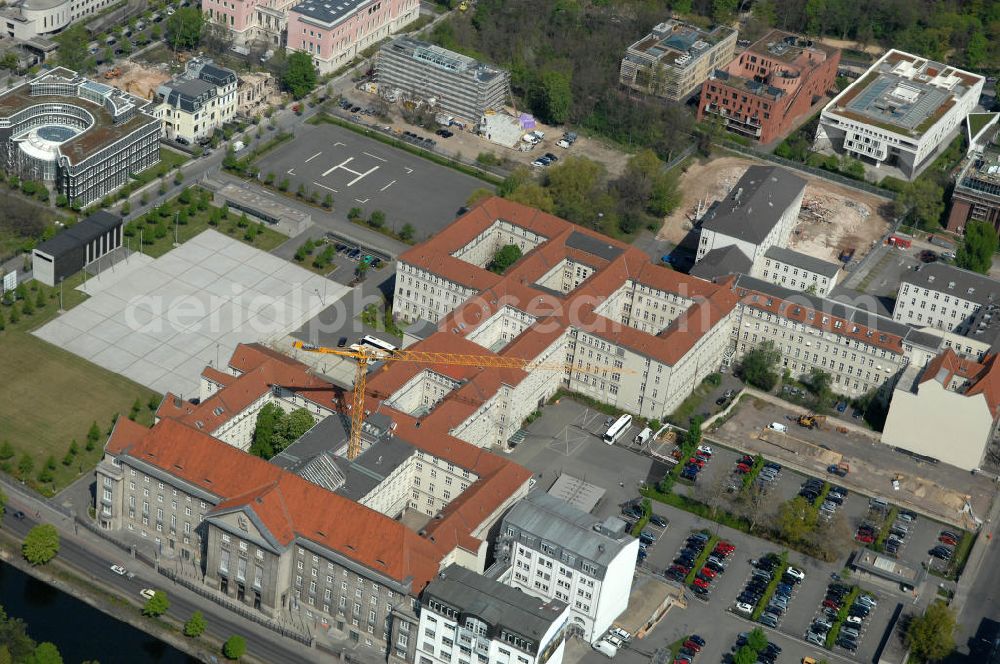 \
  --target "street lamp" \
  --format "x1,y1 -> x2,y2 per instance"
58,277 -> 64,313
173,211 -> 180,247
